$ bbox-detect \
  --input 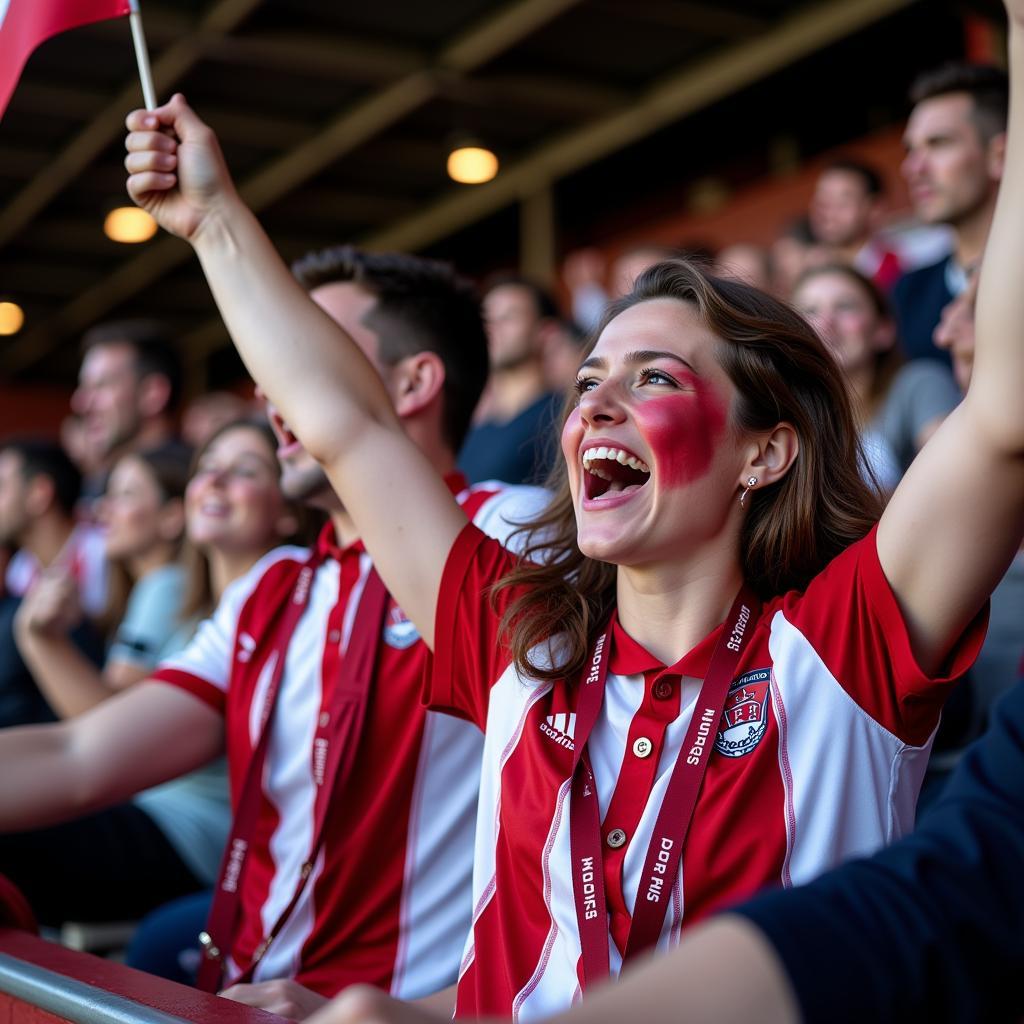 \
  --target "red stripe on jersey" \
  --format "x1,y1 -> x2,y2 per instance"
152,670 -> 225,713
